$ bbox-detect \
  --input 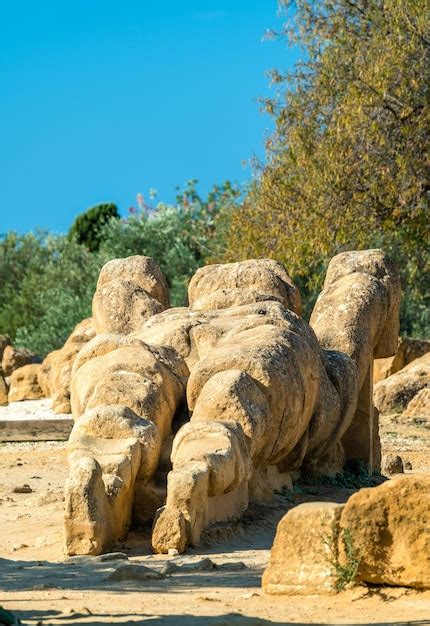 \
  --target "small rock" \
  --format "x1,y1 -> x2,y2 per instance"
12,484 -> 32,493
179,557 -> 216,572
106,564 -> 165,582
12,543 -> 28,551
160,561 -> 179,575
60,607 -> 92,617
161,557 -> 216,575
93,552 -> 129,563
405,461 -> 413,470
382,454 -> 404,475
217,561 -> 247,571
168,548 -> 179,557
